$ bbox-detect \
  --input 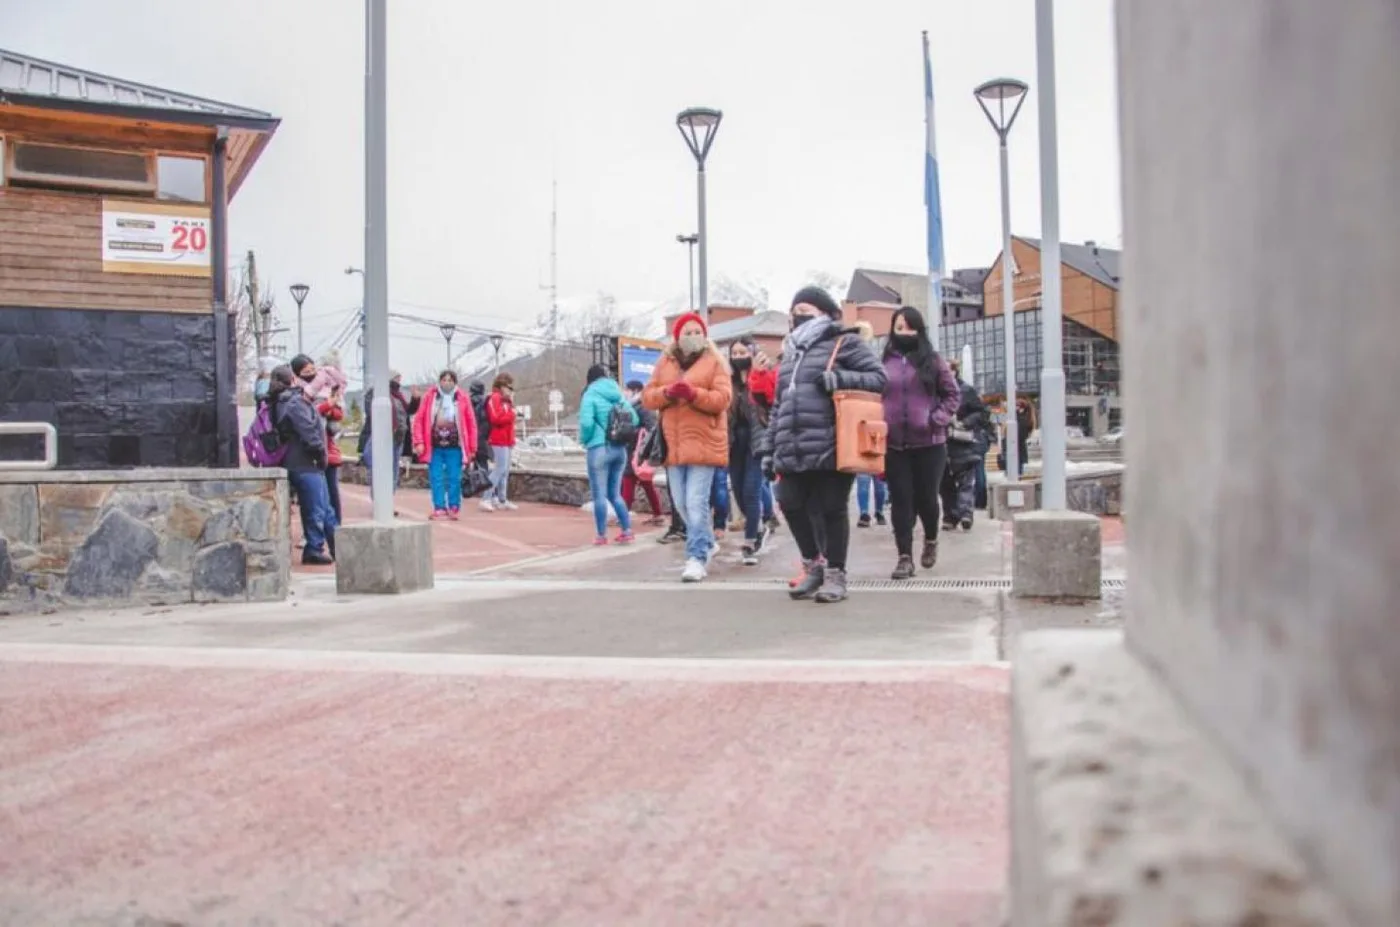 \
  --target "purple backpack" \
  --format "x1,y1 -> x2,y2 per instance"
243,404 -> 288,467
